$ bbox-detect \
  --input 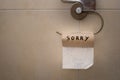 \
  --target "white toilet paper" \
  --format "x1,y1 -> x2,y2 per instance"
62,32 -> 94,69
63,47 -> 94,69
